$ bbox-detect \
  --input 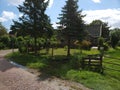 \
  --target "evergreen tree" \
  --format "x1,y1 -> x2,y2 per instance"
58,0 -> 86,57
10,0 -> 53,54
